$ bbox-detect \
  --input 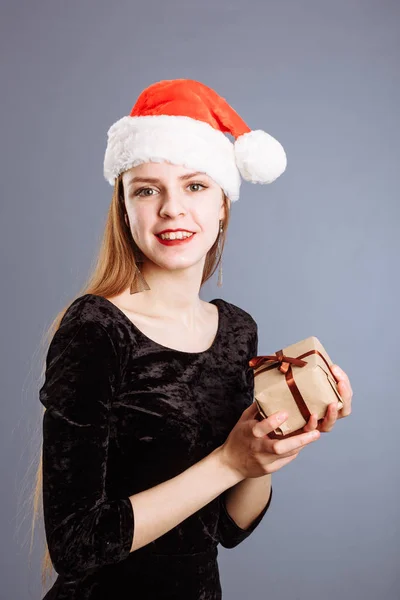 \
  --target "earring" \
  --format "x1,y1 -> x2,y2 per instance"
130,248 -> 151,294
217,219 -> 224,288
